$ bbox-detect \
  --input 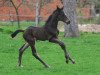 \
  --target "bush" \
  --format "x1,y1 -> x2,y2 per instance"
96,17 -> 100,24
